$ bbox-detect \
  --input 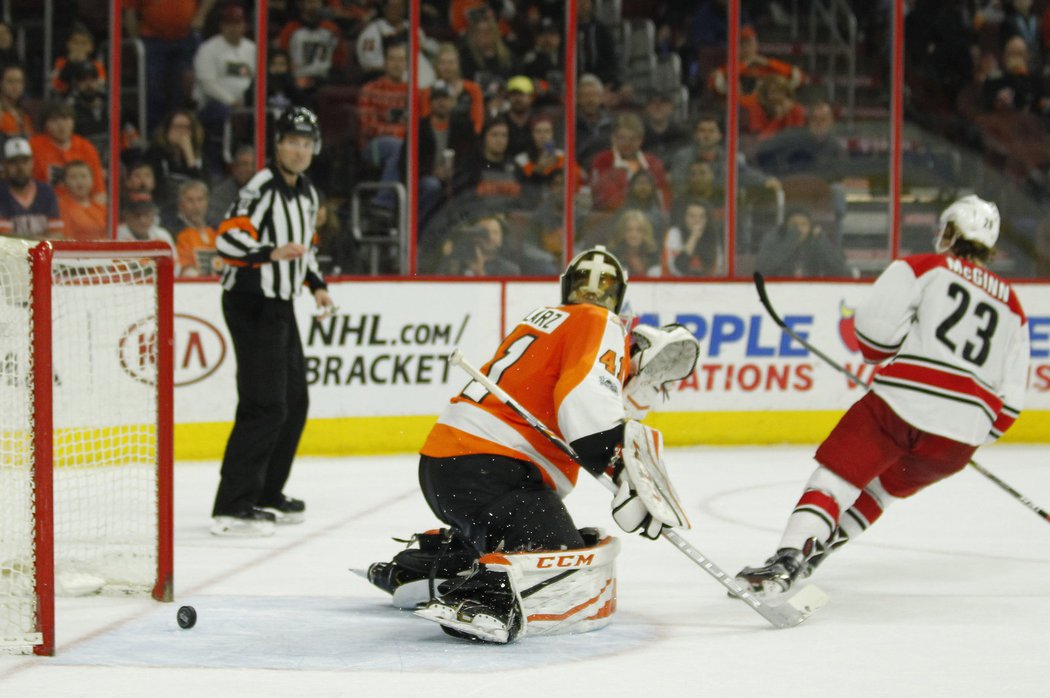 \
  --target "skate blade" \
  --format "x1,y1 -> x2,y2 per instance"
414,604 -> 510,643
